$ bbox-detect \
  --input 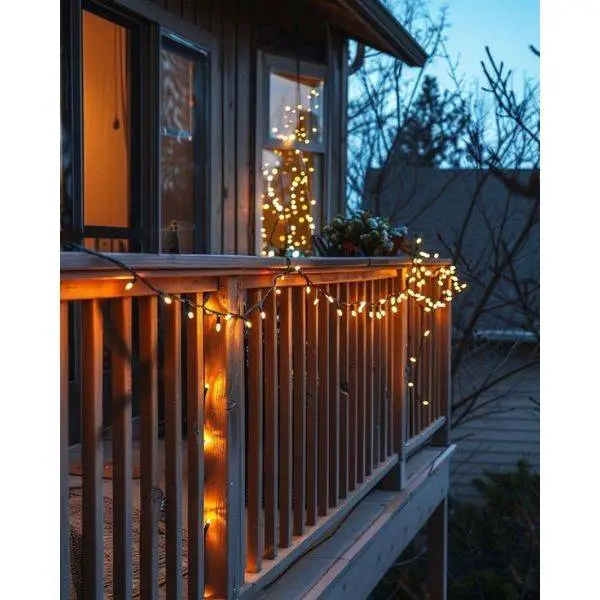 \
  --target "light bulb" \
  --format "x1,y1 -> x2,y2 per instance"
245,320 -> 252,329
313,297 -> 320,305
215,318 -> 222,333
305,286 -> 311,294
337,308 -> 343,317
369,311 -> 374,319
408,382 -> 414,388
260,311 -> 266,320
275,288 -> 282,295
391,305 -> 398,313
125,279 -> 135,291
225,313 -> 233,321
188,311 -> 195,320
424,330 -> 431,337
327,295 -> 334,303
410,357 -> 417,363
416,237 -> 422,244
163,295 -> 172,305
351,309 -> 357,317
422,400 -> 430,406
